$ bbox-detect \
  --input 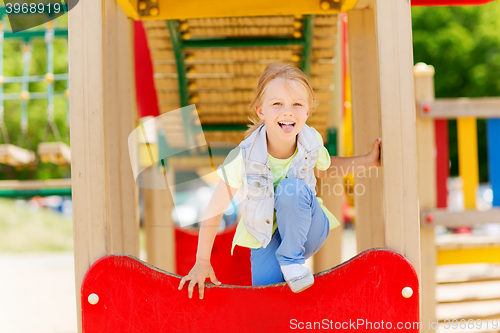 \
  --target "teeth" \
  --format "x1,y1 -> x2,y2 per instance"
279,122 -> 295,125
